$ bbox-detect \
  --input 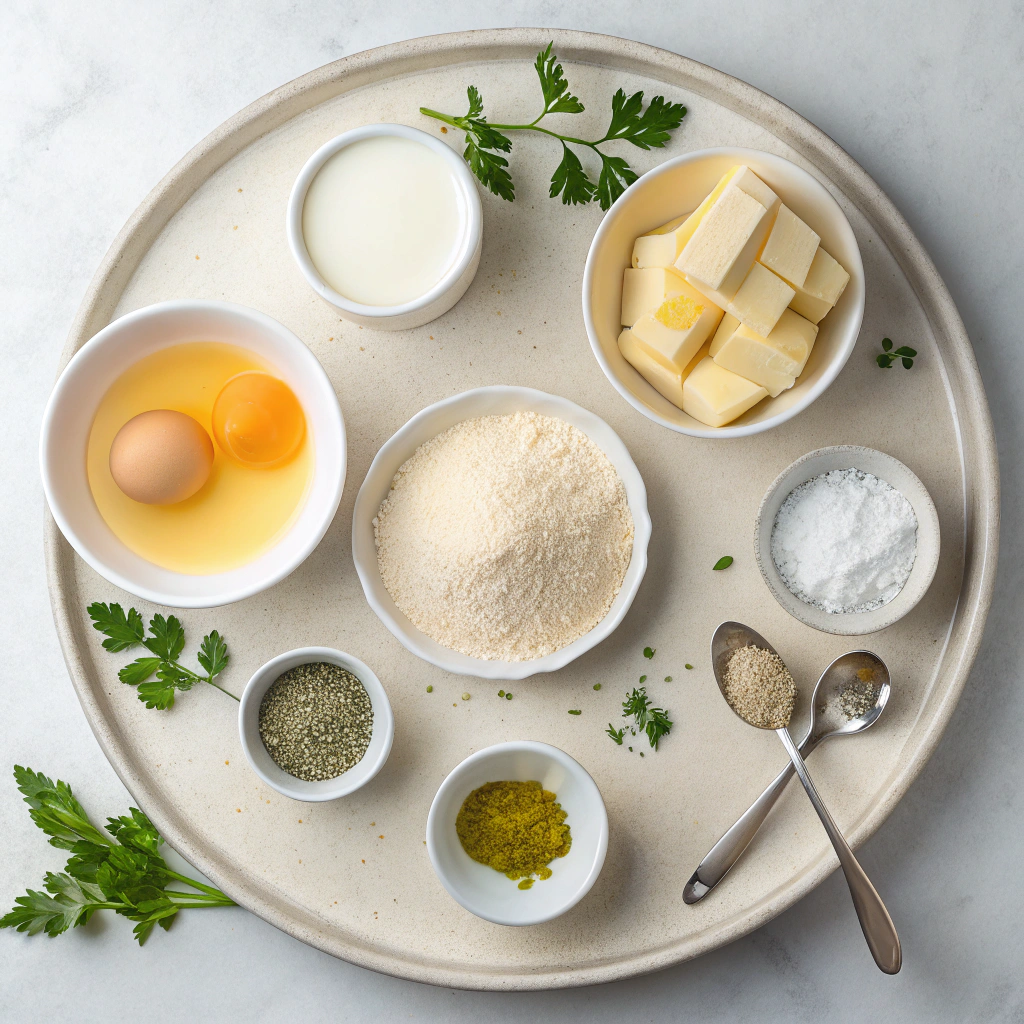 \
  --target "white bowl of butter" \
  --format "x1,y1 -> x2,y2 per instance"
287,123 -> 483,331
583,148 -> 864,437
